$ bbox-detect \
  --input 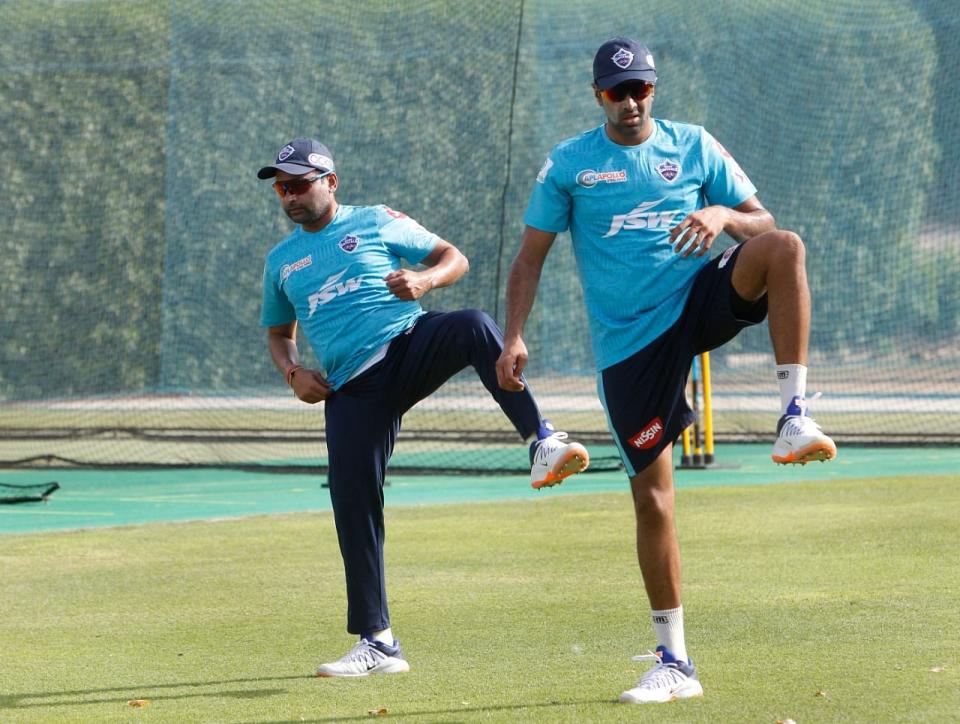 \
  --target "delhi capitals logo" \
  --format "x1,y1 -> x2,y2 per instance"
338,235 -> 360,253
278,144 -> 295,161
611,47 -> 634,69
656,160 -> 681,182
